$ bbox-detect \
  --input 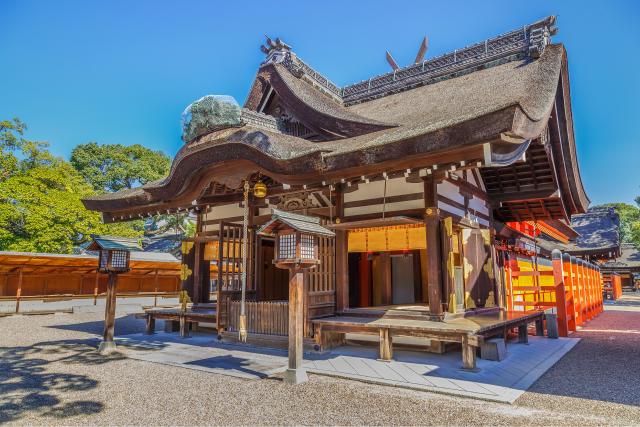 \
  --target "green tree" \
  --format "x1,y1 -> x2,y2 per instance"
0,118 -> 53,181
600,202 -> 640,247
0,119 -> 144,253
70,142 -> 170,193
